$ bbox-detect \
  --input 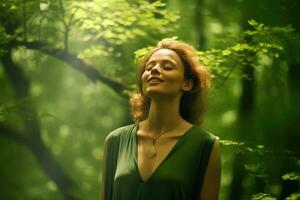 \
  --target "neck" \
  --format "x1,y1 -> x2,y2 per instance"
144,95 -> 183,135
